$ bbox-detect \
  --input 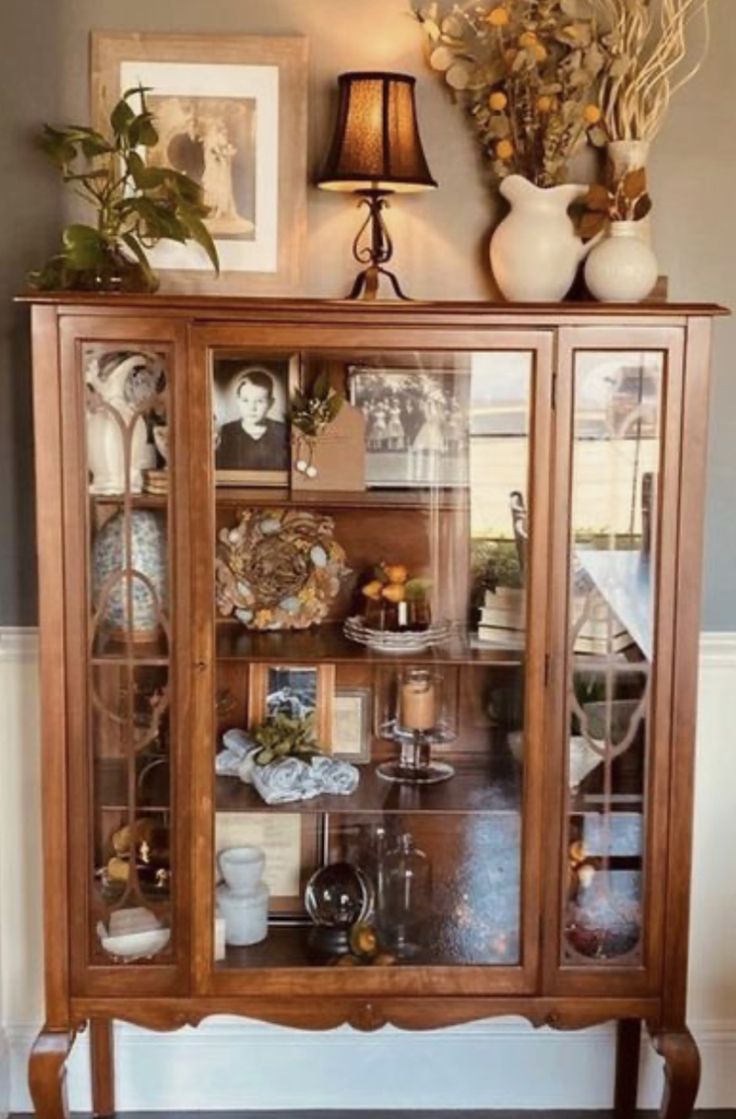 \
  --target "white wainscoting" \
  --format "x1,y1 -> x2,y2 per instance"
1,629 -> 735,1113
